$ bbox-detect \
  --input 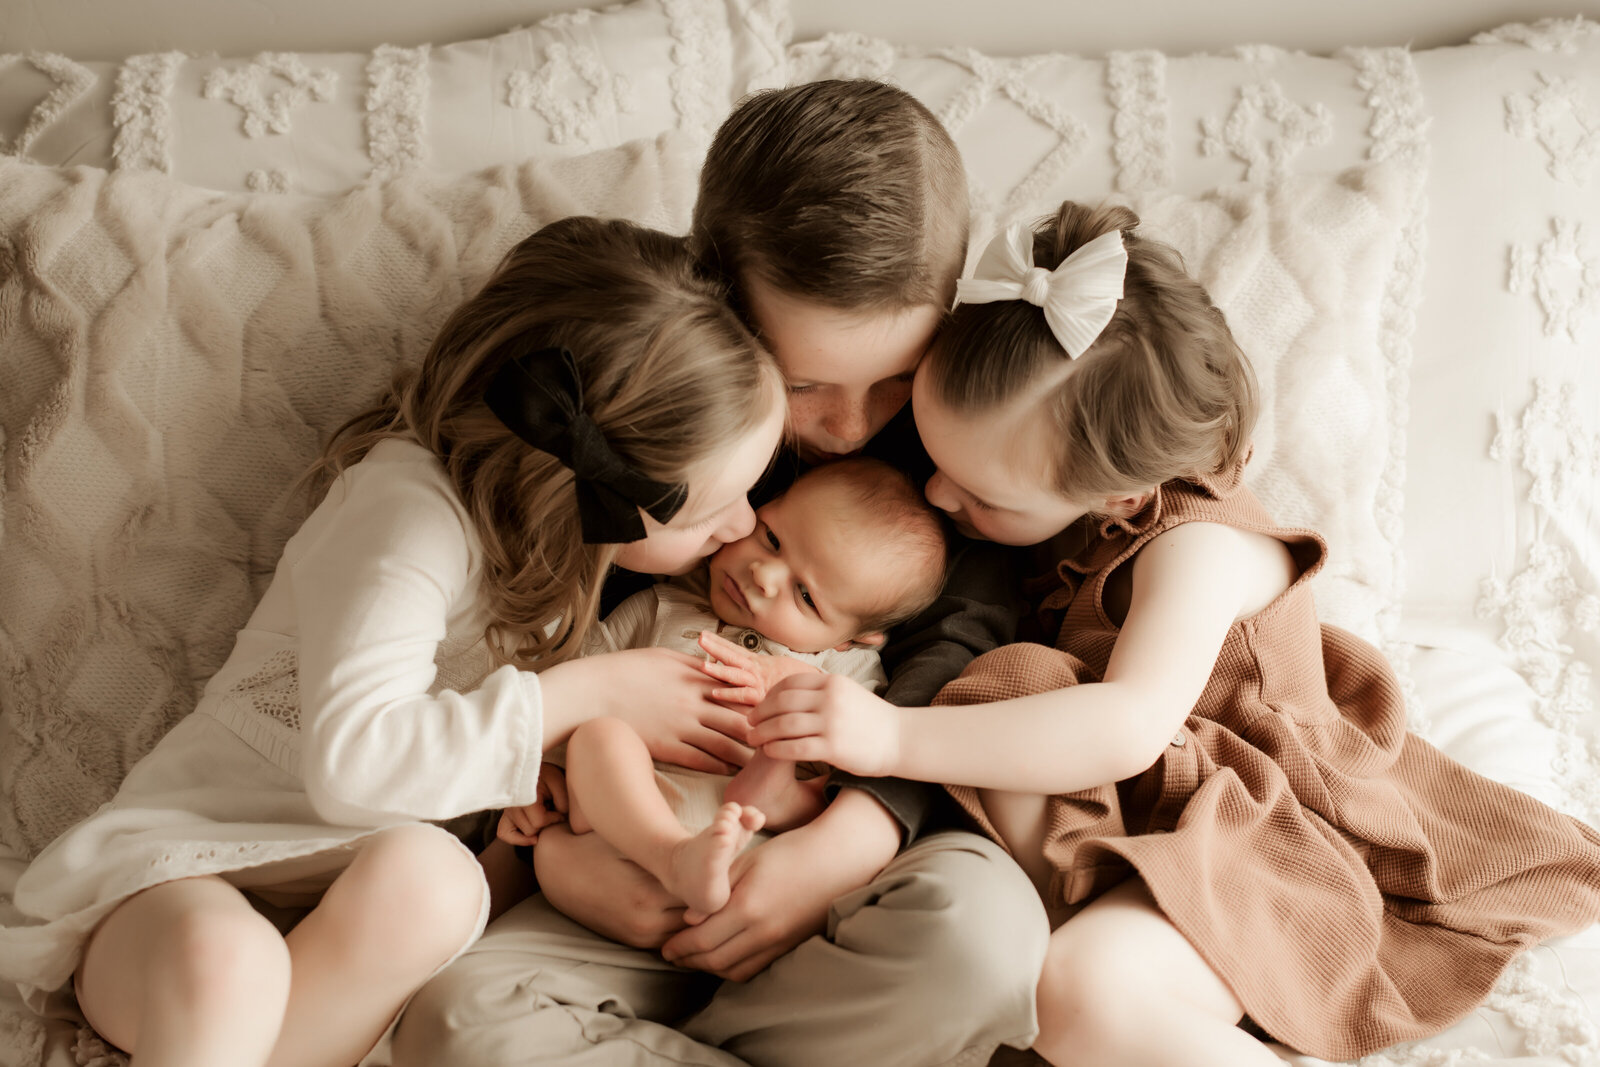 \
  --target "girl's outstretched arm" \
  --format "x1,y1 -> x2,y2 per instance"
749,521 -> 1283,794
